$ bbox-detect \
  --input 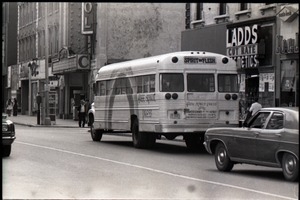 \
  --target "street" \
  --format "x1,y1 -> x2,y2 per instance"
3,125 -> 299,199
